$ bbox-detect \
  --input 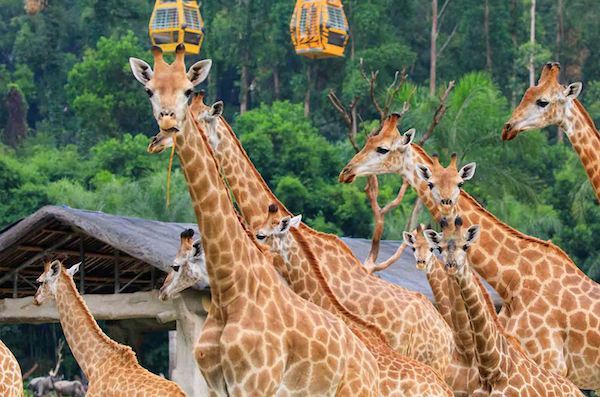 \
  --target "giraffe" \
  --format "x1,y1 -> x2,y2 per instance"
159,228 -> 207,301
339,113 -> 600,390
132,45 -> 380,395
255,204 -> 453,396
503,62 -> 600,201
33,260 -> 187,397
0,340 -> 23,397
404,224 -> 495,396
181,92 -> 455,376
423,219 -> 584,396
